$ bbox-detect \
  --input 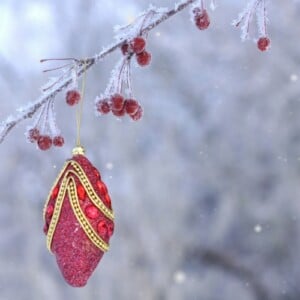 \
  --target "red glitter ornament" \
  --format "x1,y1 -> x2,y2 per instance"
43,147 -> 114,287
